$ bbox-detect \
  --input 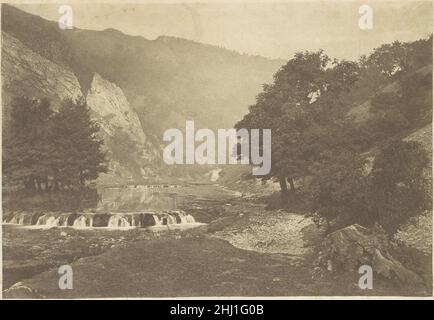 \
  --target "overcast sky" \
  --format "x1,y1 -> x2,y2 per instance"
13,1 -> 433,61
